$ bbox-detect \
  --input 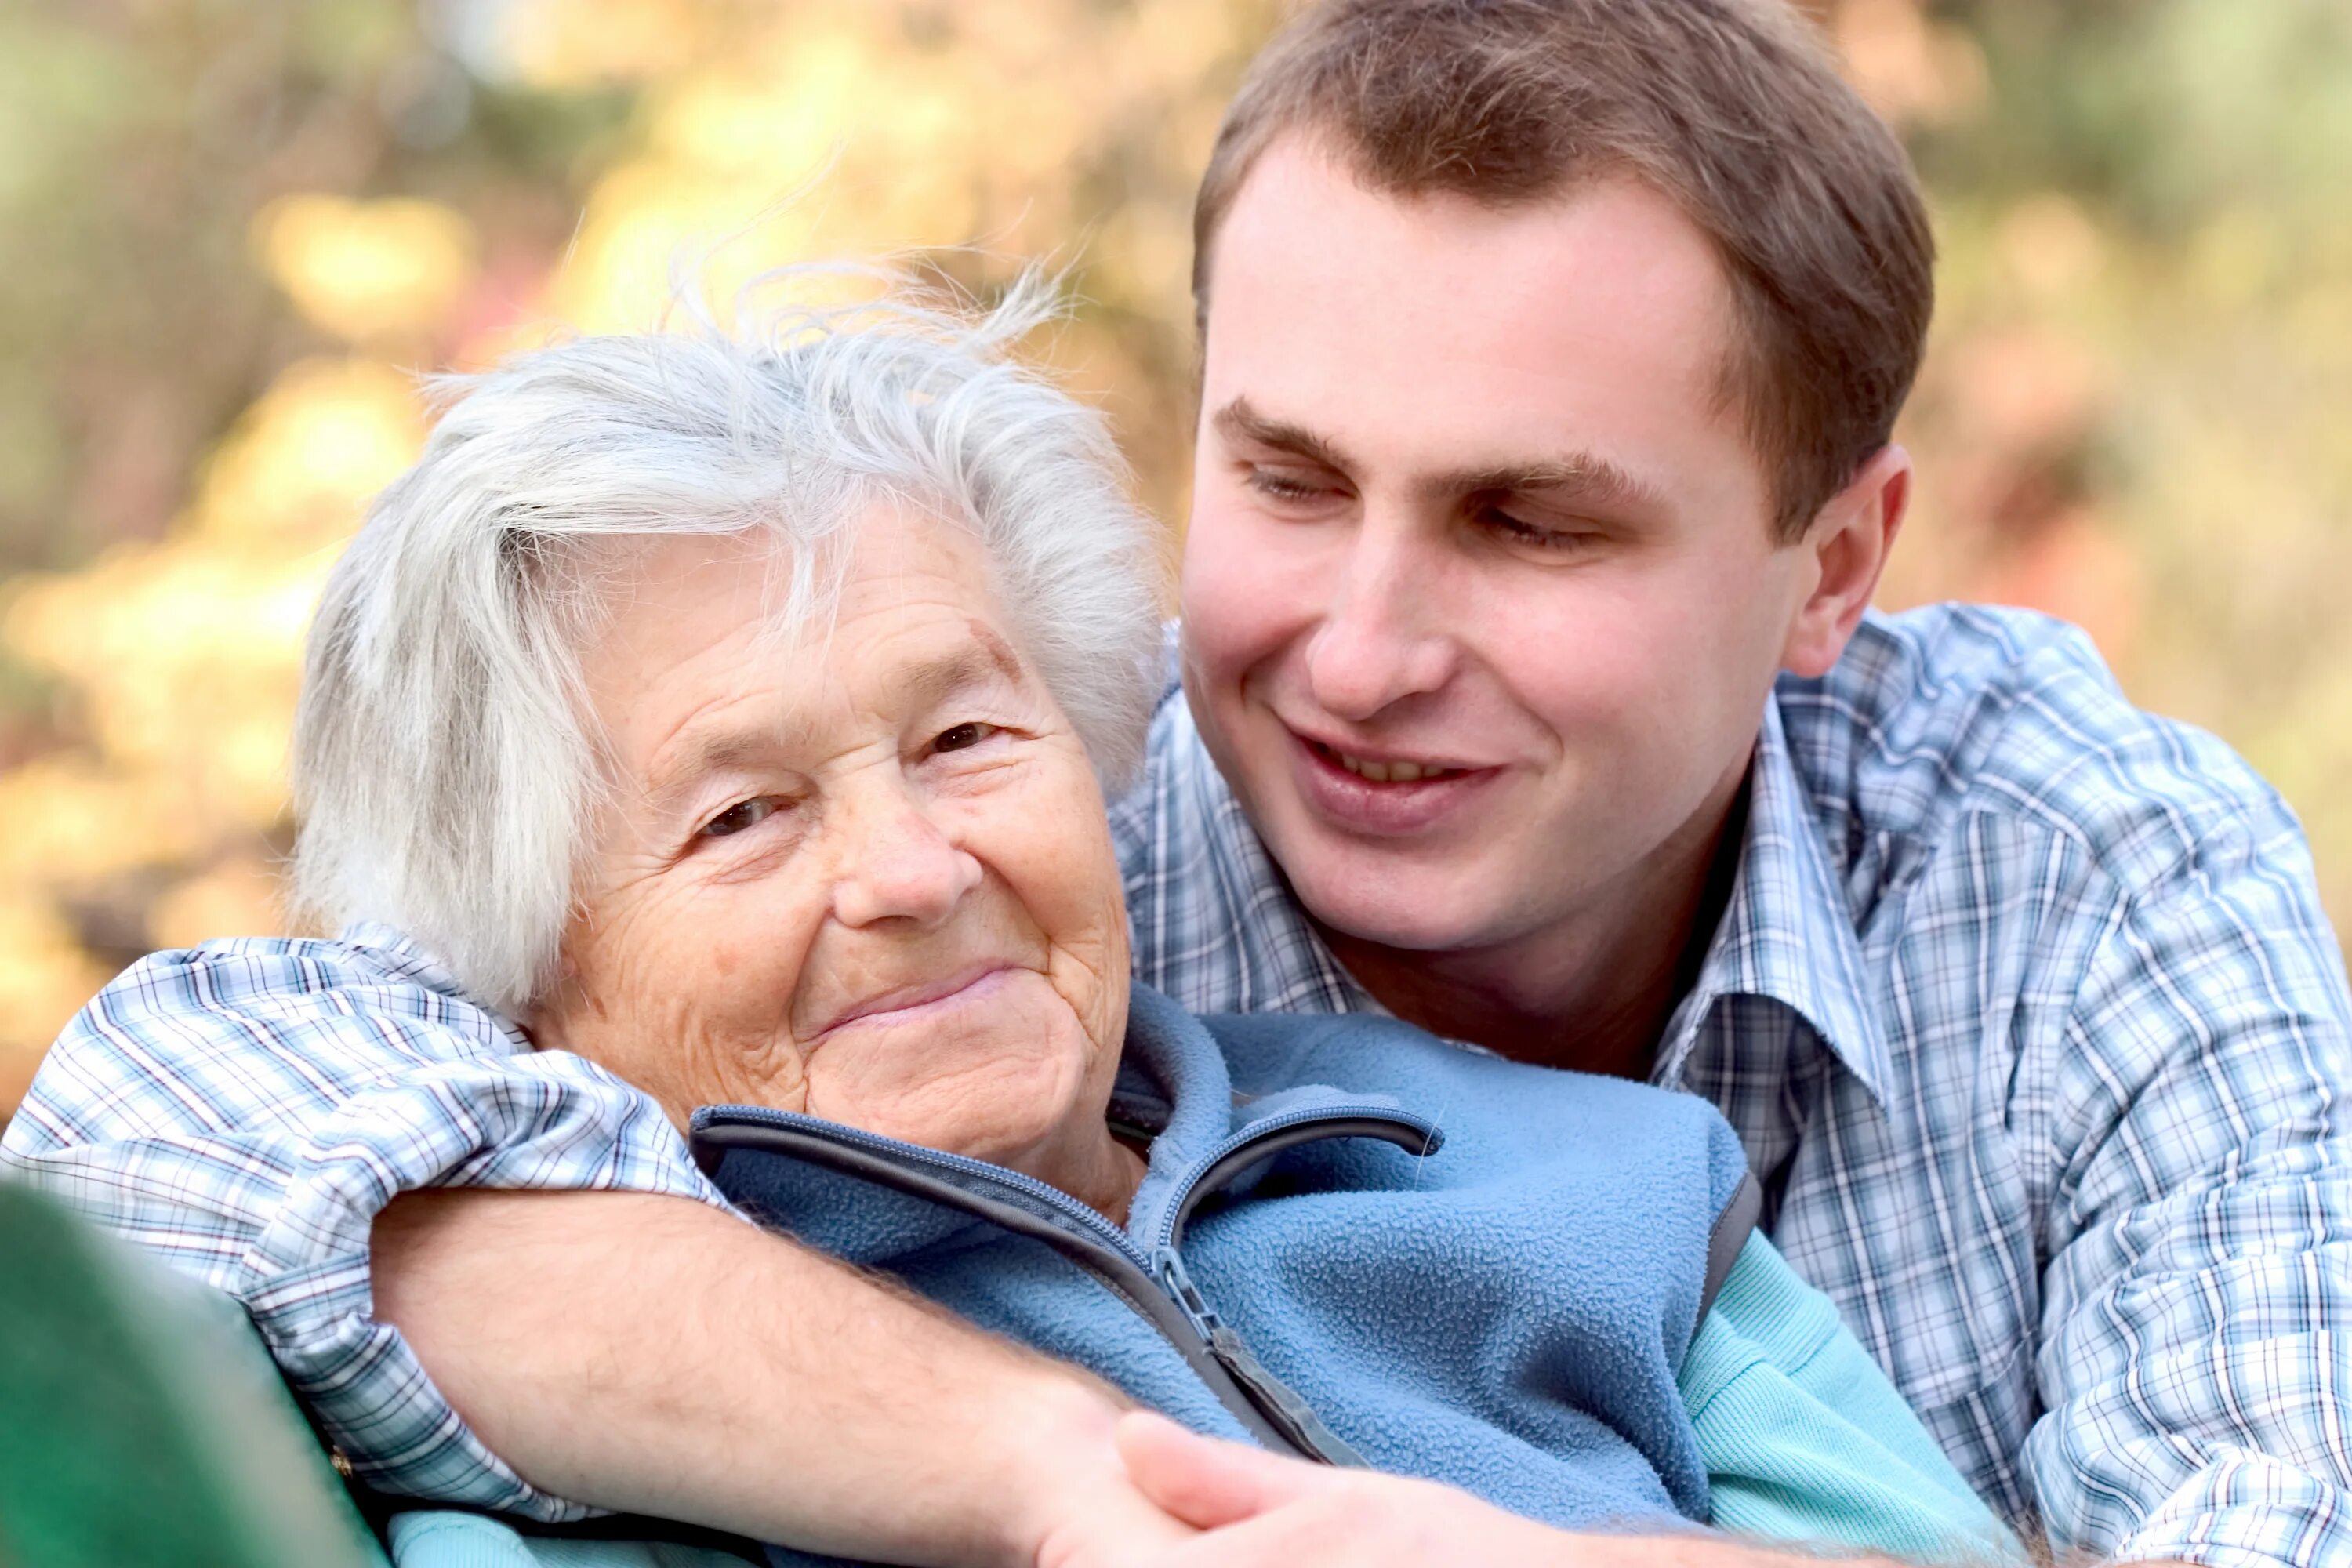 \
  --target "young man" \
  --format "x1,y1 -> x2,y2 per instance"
6,2 -> 2349,1566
